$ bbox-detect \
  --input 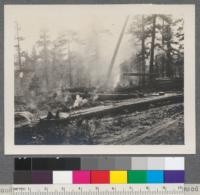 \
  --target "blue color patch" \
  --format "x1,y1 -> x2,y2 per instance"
147,171 -> 164,183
